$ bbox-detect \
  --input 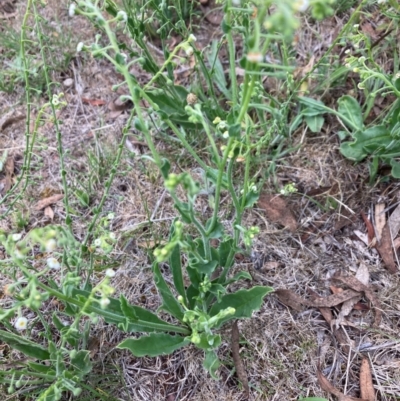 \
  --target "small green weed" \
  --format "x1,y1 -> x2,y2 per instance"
1,0 -> 392,399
